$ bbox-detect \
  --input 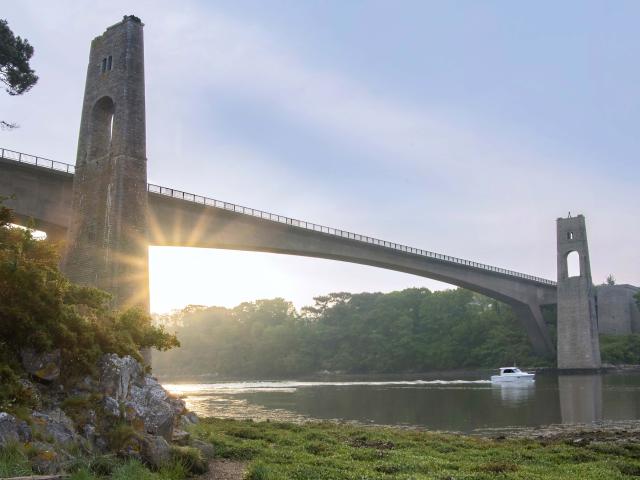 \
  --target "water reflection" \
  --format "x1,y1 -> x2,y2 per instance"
163,371 -> 640,432
559,374 -> 602,424
491,382 -> 536,406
